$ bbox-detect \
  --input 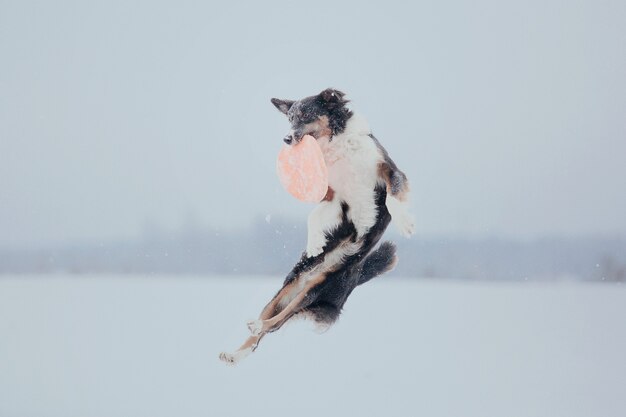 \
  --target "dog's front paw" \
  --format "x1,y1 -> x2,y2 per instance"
394,212 -> 415,238
387,198 -> 415,238
247,319 -> 263,336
